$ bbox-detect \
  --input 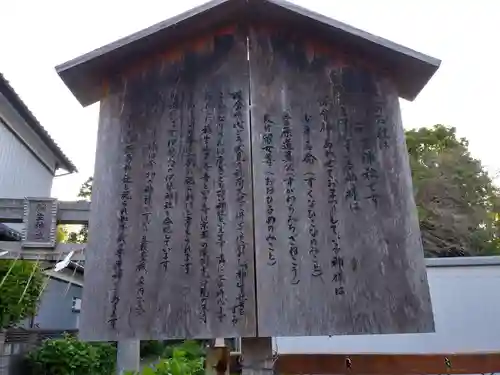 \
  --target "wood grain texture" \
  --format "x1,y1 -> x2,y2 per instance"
274,353 -> 500,374
241,337 -> 274,375
205,345 -> 230,375
81,28 -> 256,341
249,26 -> 434,337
